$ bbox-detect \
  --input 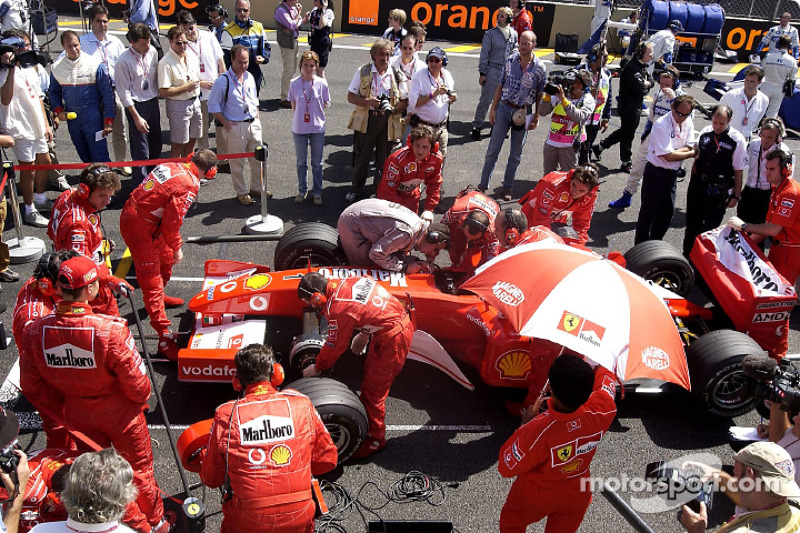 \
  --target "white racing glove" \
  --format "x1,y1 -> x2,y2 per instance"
350,332 -> 370,356
726,216 -> 745,231
420,210 -> 434,223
